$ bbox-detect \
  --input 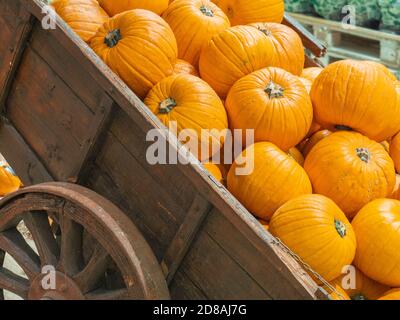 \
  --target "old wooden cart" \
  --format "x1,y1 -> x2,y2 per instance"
0,0 -> 330,300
